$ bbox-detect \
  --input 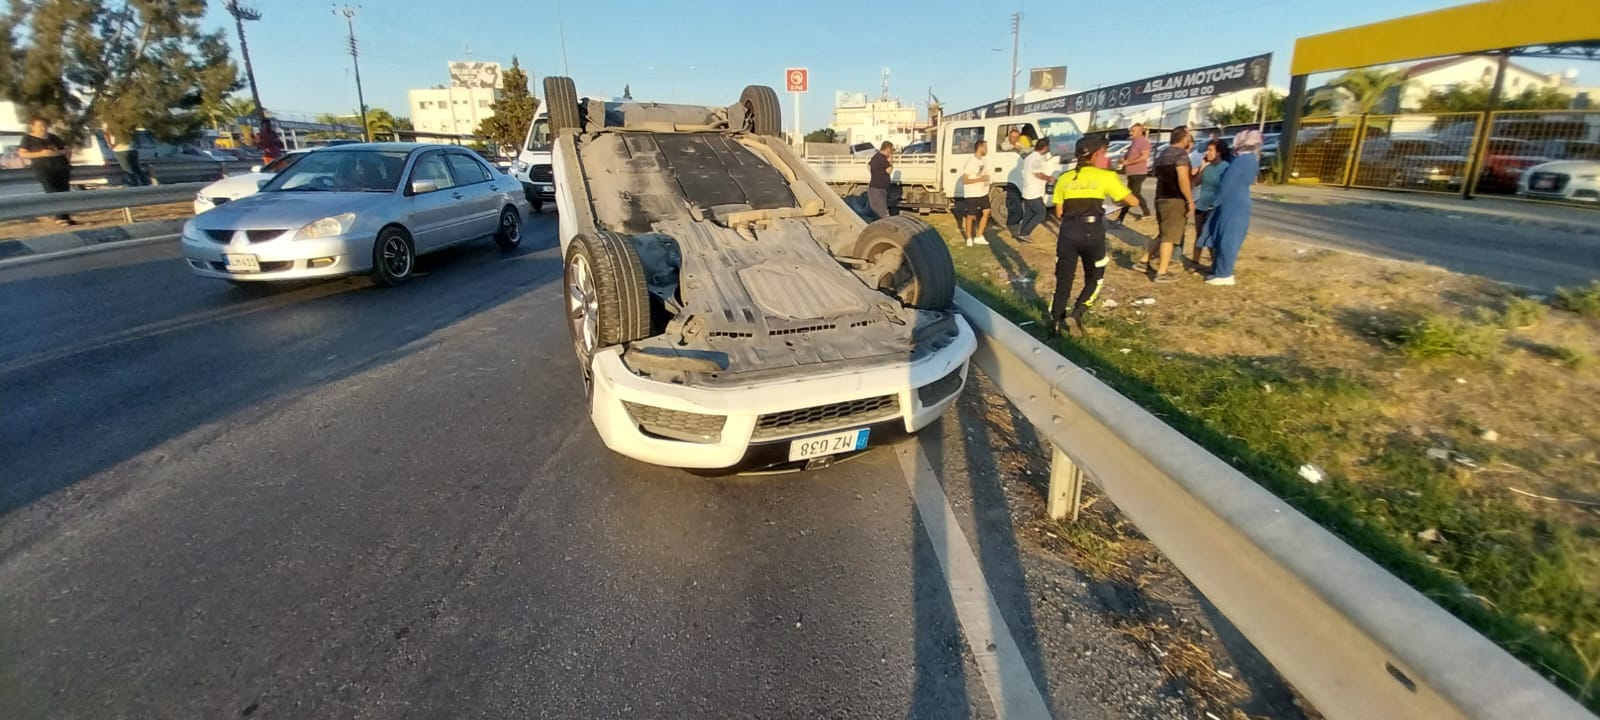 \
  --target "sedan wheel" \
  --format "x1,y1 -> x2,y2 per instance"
495,207 -> 521,251
566,250 -> 600,393
371,227 -> 415,286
